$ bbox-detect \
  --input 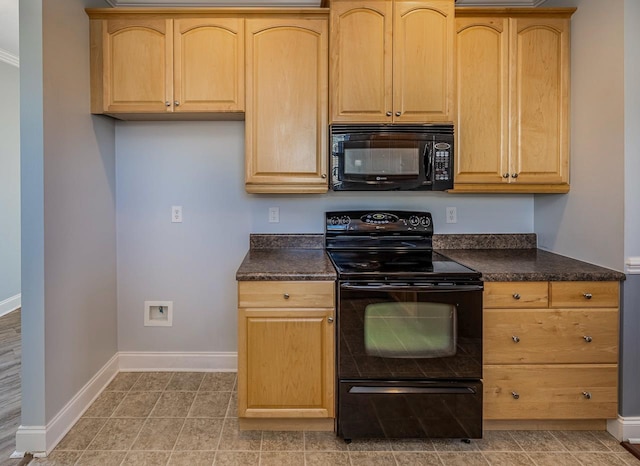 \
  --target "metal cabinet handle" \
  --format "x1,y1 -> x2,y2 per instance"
165,101 -> 171,107
395,112 -> 401,117
583,293 -> 593,300
512,391 -> 520,400
582,391 -> 592,400
174,101 -> 180,107
513,293 -> 521,300
386,111 -> 392,117
511,173 -> 519,178
512,336 -> 520,343
283,293 -> 290,299
327,317 -> 334,323
503,173 -> 509,179
583,335 -> 593,343
321,174 -> 327,179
